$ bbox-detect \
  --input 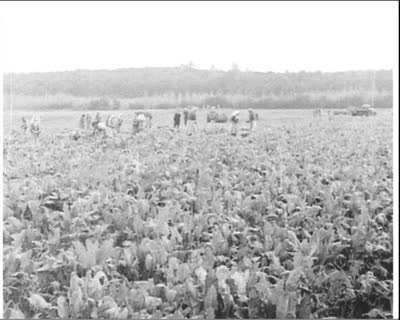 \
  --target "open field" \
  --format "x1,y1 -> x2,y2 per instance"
2,108 -> 393,135
3,109 -> 323,135
2,109 -> 394,319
